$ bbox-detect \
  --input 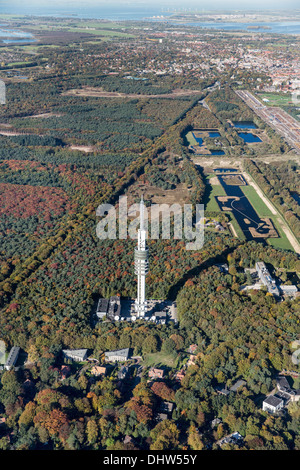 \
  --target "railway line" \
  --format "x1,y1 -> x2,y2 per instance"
235,89 -> 300,155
